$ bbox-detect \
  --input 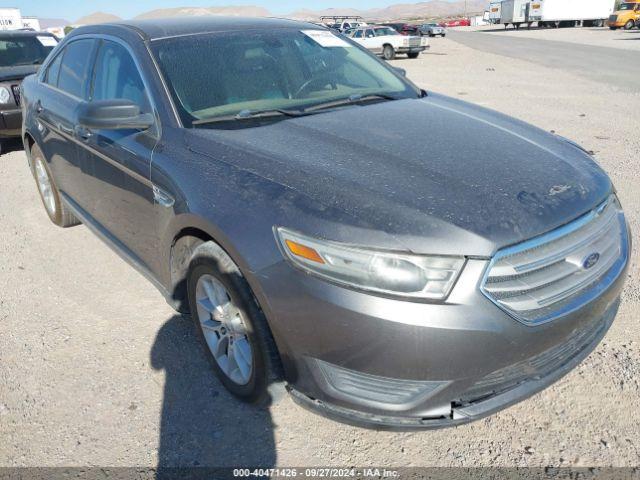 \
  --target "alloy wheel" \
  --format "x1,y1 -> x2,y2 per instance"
34,158 -> 56,216
195,274 -> 254,385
